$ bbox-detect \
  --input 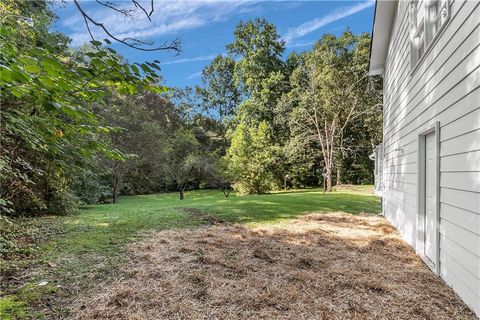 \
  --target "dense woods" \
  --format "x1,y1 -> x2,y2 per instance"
1,1 -> 382,218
